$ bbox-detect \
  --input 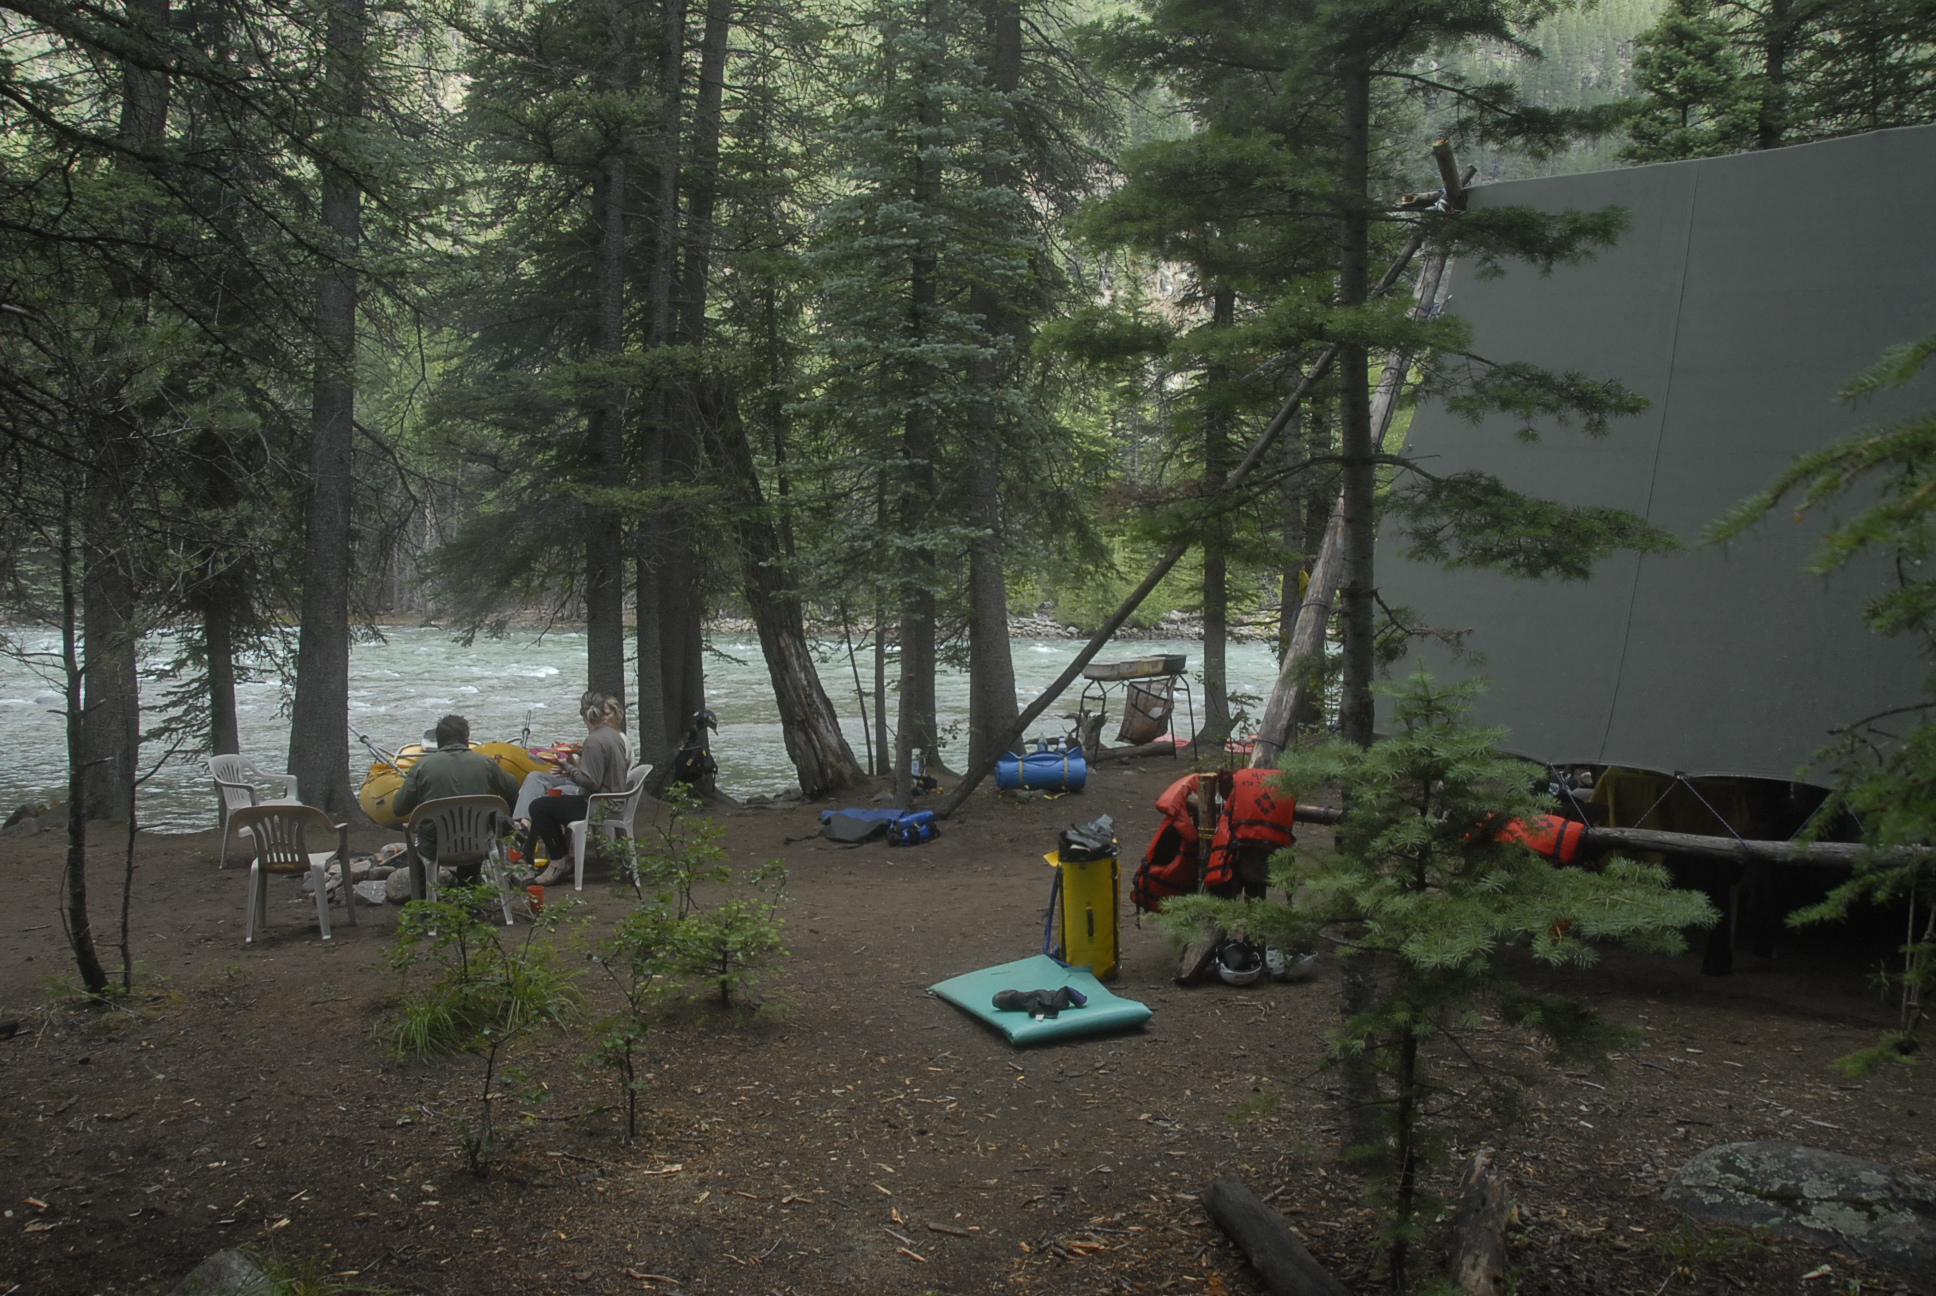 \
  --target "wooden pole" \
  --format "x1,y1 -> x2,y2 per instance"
1286,801 -> 1922,869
